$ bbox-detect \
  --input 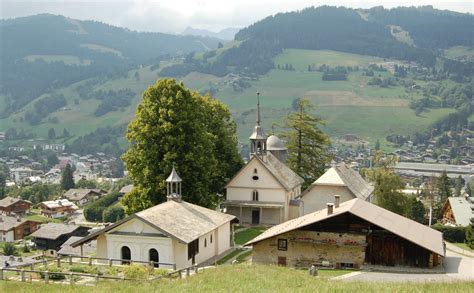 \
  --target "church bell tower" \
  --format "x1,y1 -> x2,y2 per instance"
249,92 -> 267,157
